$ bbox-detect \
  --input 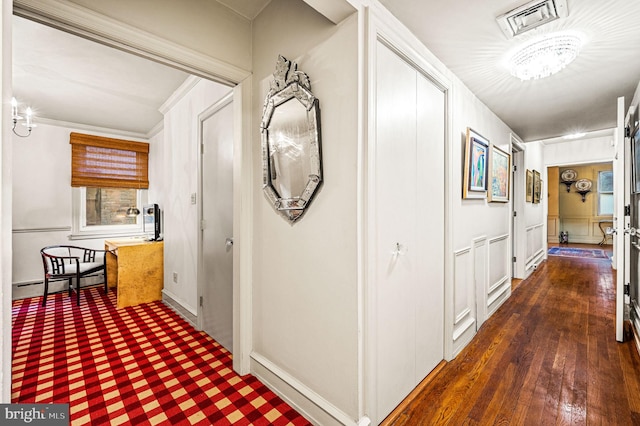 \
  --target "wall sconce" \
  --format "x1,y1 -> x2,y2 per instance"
575,178 -> 592,202
560,169 -> 577,192
11,97 -> 35,138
